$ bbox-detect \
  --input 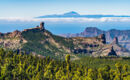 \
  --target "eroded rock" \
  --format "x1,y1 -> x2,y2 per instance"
112,37 -> 119,44
98,34 -> 106,44
108,46 -> 117,56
